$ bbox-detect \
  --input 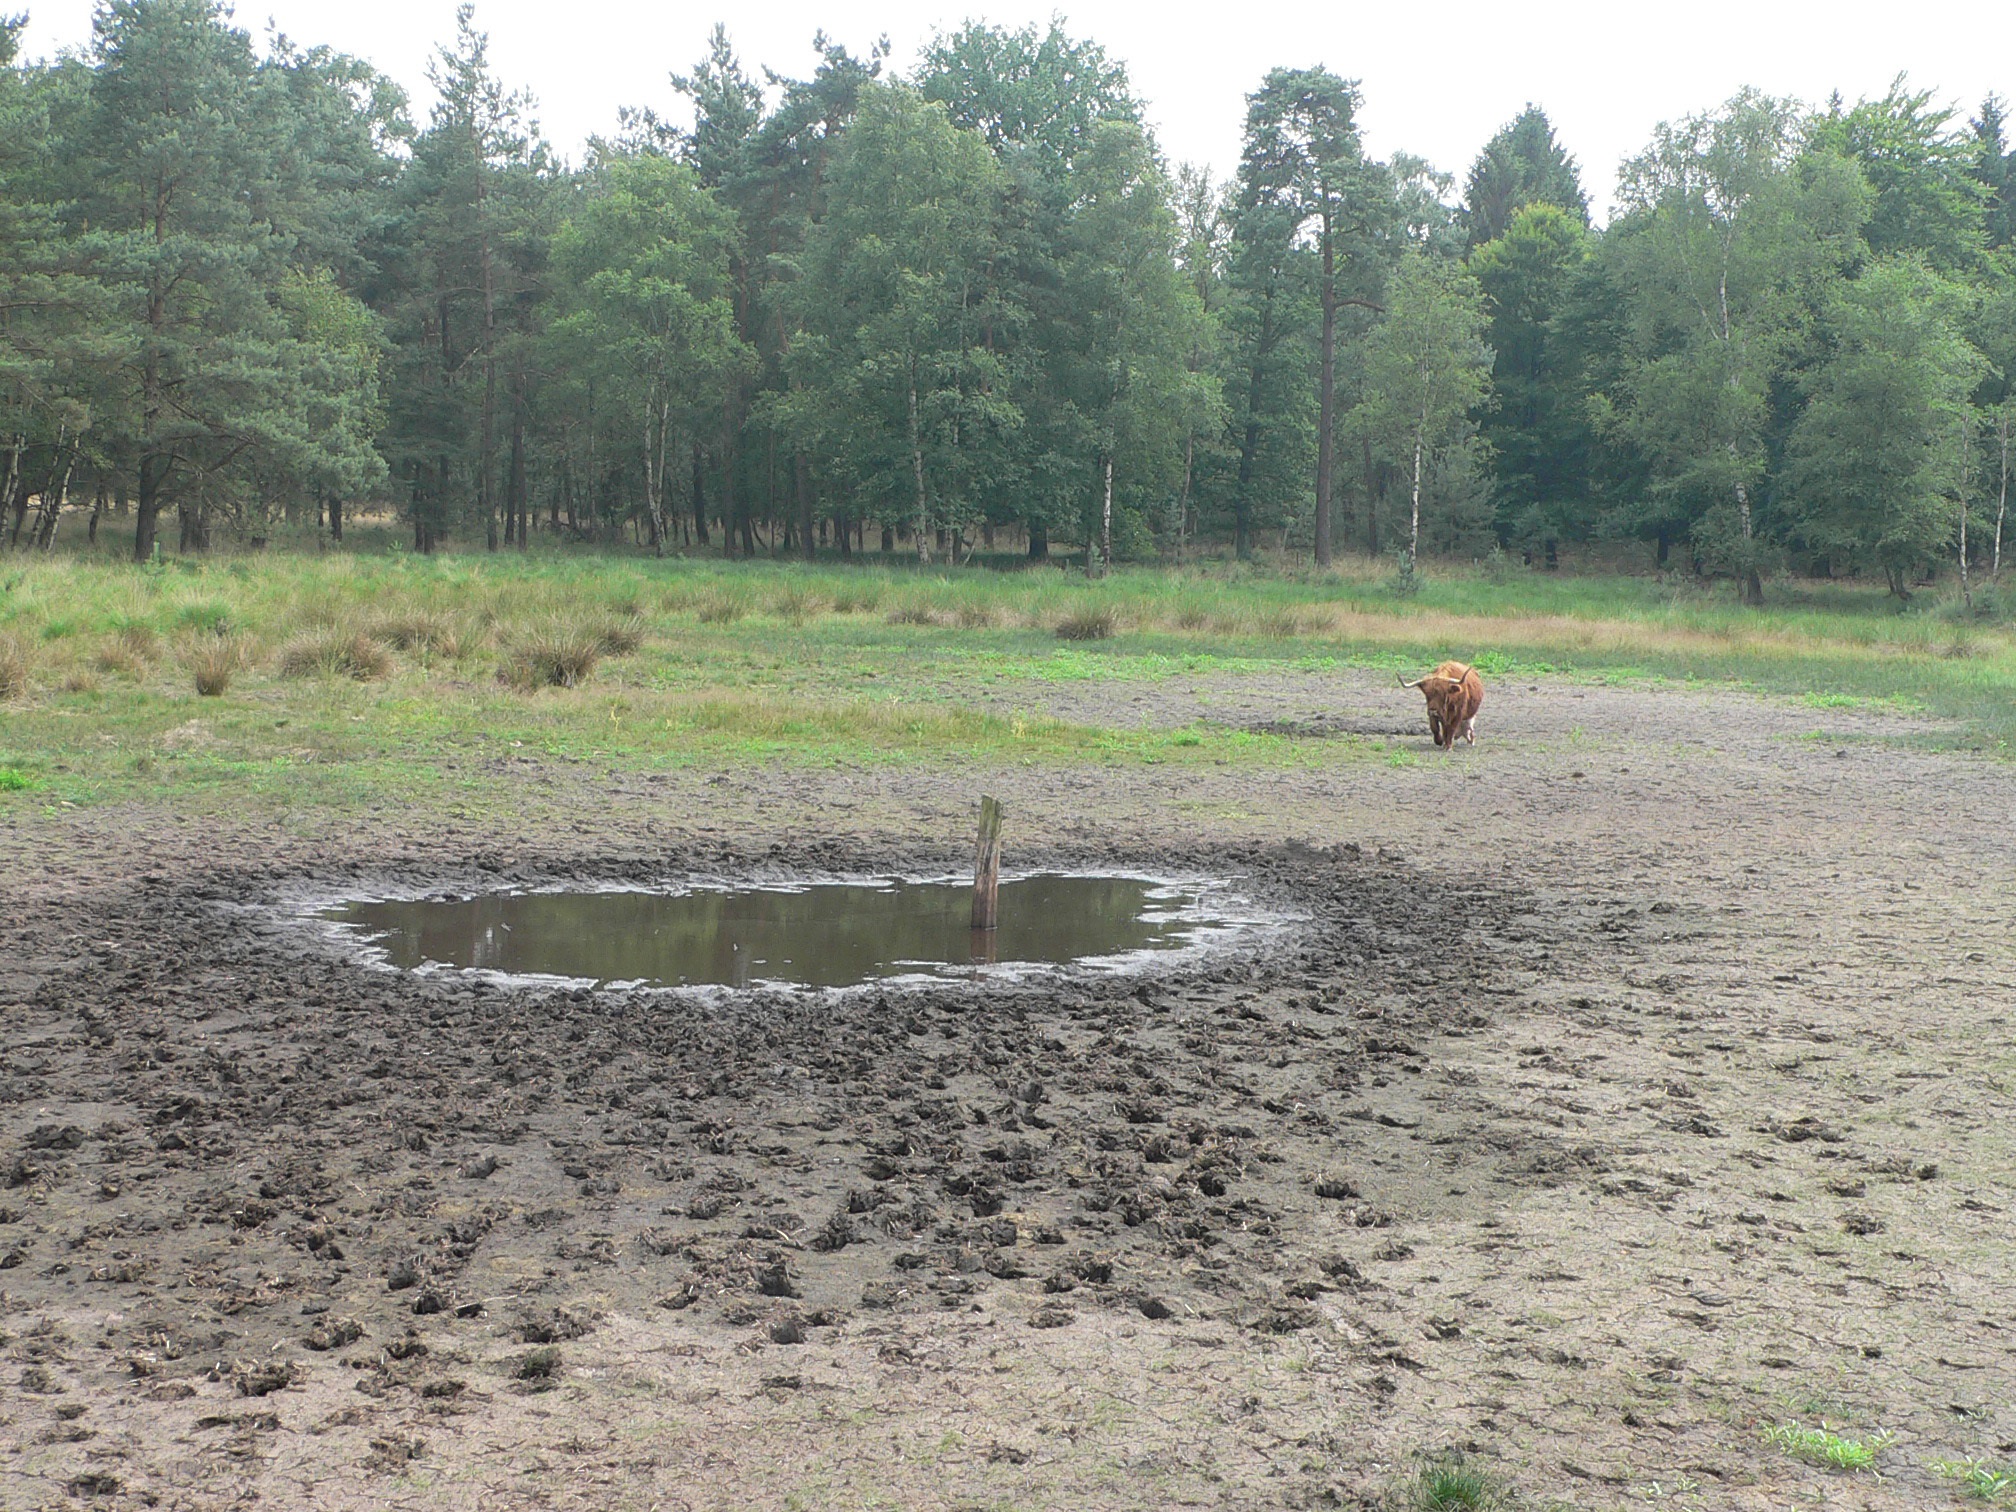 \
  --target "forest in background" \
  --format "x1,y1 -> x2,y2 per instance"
2,1 -> 2015,605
